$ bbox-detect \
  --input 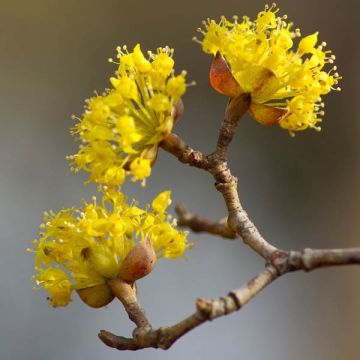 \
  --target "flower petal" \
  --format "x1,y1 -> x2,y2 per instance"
236,65 -> 282,103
